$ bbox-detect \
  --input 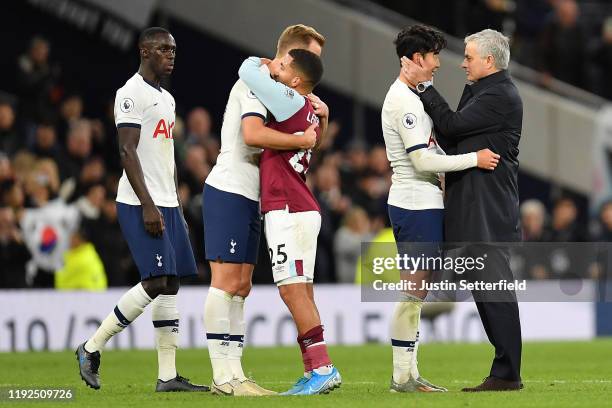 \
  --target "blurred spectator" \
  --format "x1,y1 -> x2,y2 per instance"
334,207 -> 372,283
24,158 -> 61,208
181,144 -> 210,196
314,163 -> 351,227
350,146 -> 390,228
1,178 -> 25,215
83,196 -> 139,287
0,101 -> 19,154
594,200 -> 612,242
547,196 -> 589,242
55,227 -> 107,291
592,16 -> 612,101
513,0 -> 554,67
517,199 -> 550,279
0,207 -> 29,288
59,119 -> 92,181
538,0 -> 587,89
74,157 -> 106,200
16,36 -> 60,124
11,151 -> 37,184
185,107 -> 217,146
521,199 -> 547,241
57,94 -> 84,145
0,153 -> 12,182
32,122 -> 62,162
462,0 -> 514,36
76,183 -> 105,221
202,137 -> 221,166
339,141 -> 369,198
313,163 -> 351,282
